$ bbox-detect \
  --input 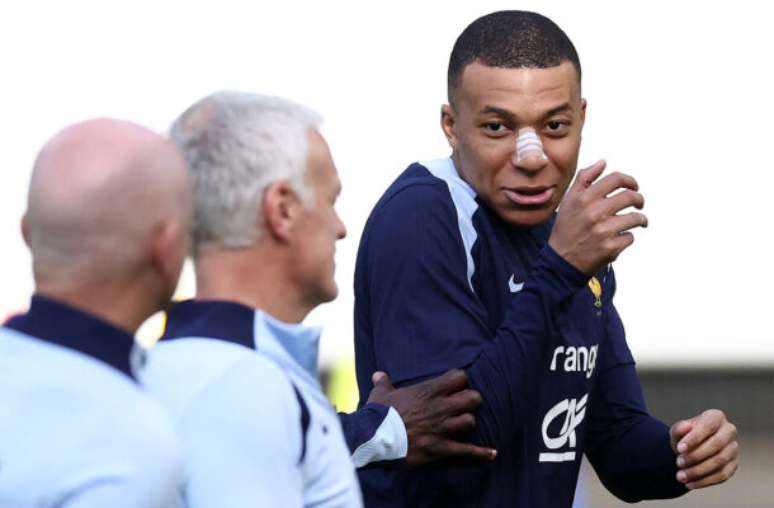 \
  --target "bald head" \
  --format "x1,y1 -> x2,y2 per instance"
25,118 -> 192,295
